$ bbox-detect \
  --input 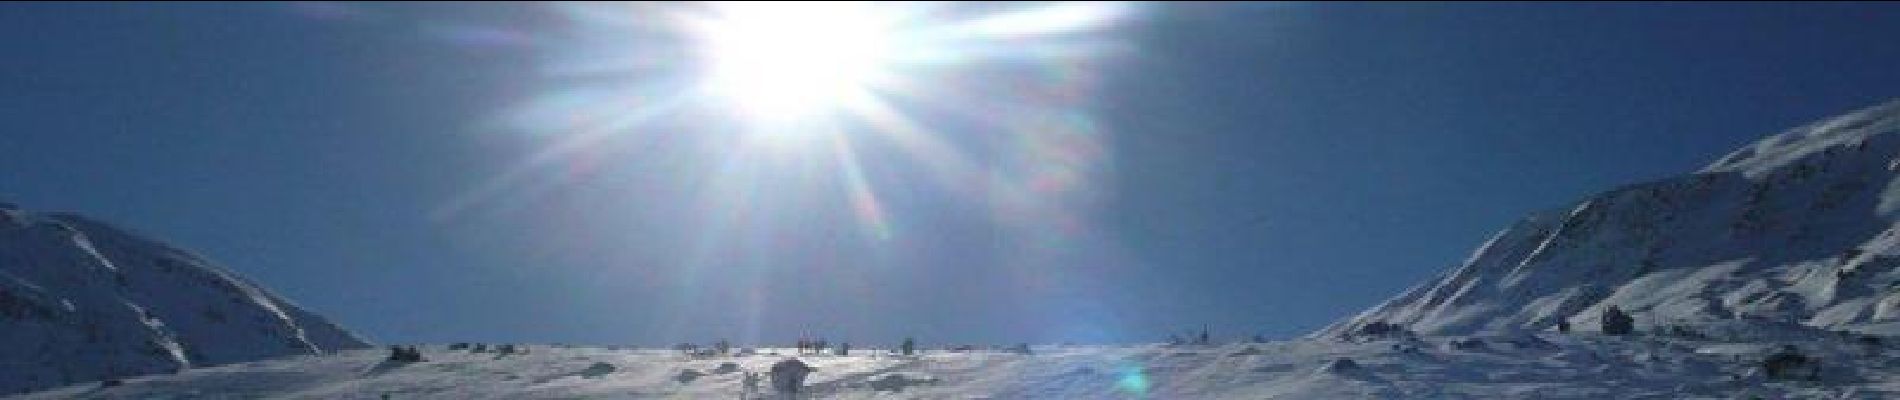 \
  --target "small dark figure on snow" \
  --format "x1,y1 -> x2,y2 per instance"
1858,335 -> 1883,347
387,345 -> 424,362
1358,321 -> 1403,337
770,358 -> 816,395
1196,326 -> 1211,345
742,371 -> 761,396
901,337 -> 916,356
836,342 -> 850,356
798,338 -> 817,355
1601,305 -> 1634,335
1556,319 -> 1571,334
1763,345 -> 1820,381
